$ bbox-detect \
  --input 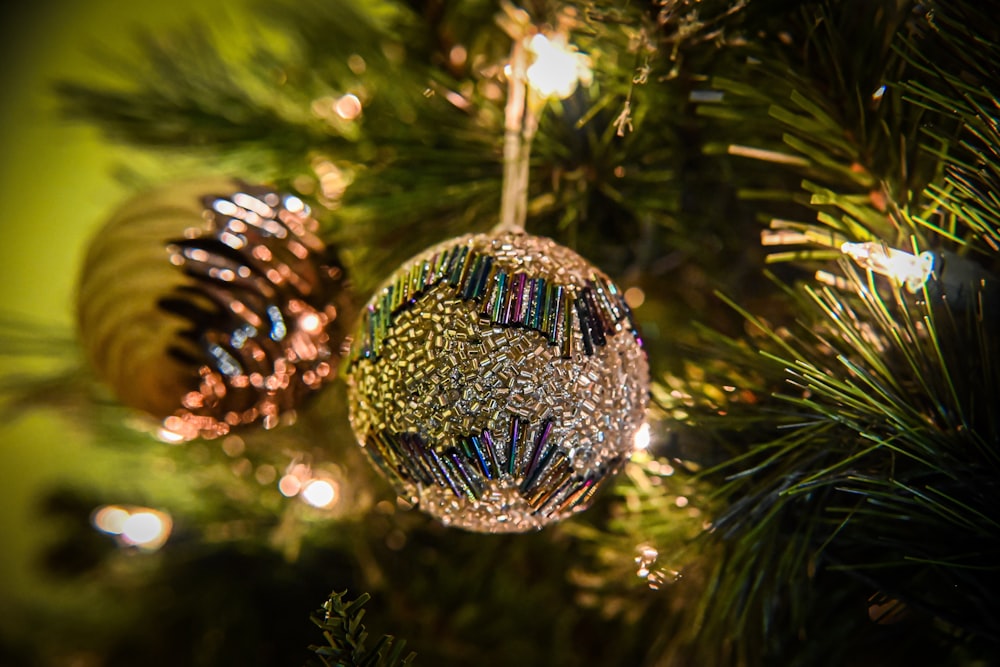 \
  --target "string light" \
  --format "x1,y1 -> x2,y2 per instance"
841,240 -> 1000,316
524,33 -> 591,100
840,241 -> 935,293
